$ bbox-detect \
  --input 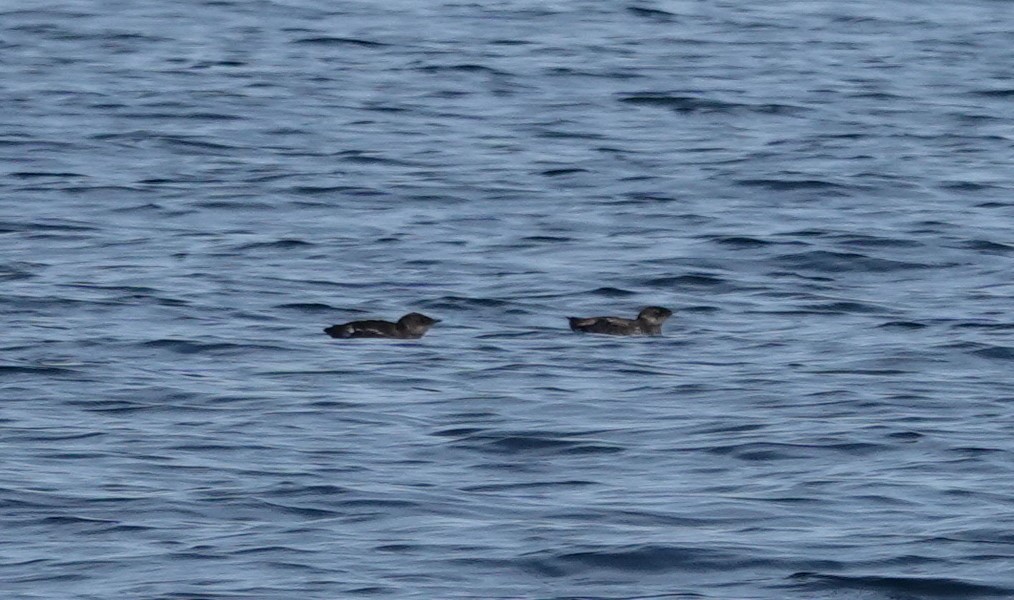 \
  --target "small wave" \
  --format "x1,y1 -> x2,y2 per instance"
119,112 -> 243,123
359,103 -> 408,113
336,150 -> 412,165
940,180 -> 999,191
735,178 -> 846,191
250,499 -> 339,519
527,544 -> 766,575
288,185 -> 352,195
812,368 -> 909,376
9,171 -> 88,179
887,431 -> 924,441
416,63 -> 508,76
292,36 -> 388,47
590,286 -> 637,297
0,139 -> 77,151
0,263 -> 35,282
72,400 -> 156,414
837,234 -> 923,248
970,88 -> 1014,98
624,192 -> 678,204
788,571 -> 1013,598
97,523 -> 154,534
189,59 -> 246,69
799,301 -> 887,314
705,442 -> 808,461
711,235 -> 772,248
18,220 -> 97,232
707,441 -> 883,461
776,228 -> 829,239
423,295 -> 512,309
627,6 -> 677,20
40,515 -> 116,526
265,483 -> 351,498
431,427 -> 486,437
536,129 -> 606,140
970,345 -> 1014,361
519,235 -> 573,243
647,273 -> 728,287
951,446 -> 1004,457
335,498 -> 422,510
619,93 -> 736,112
462,480 -> 595,493
877,320 -> 927,329
963,239 -> 1013,254
619,93 -> 803,115
0,364 -> 78,376
540,167 -> 589,177
446,430 -> 624,456
775,250 -> 932,273
274,302 -> 335,312
139,339 -> 286,355
235,239 -> 315,250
